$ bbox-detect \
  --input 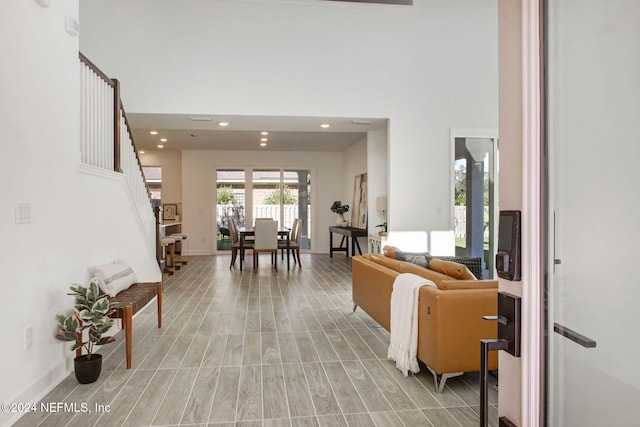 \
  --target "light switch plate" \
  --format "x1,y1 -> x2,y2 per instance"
65,16 -> 79,36
16,203 -> 32,224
